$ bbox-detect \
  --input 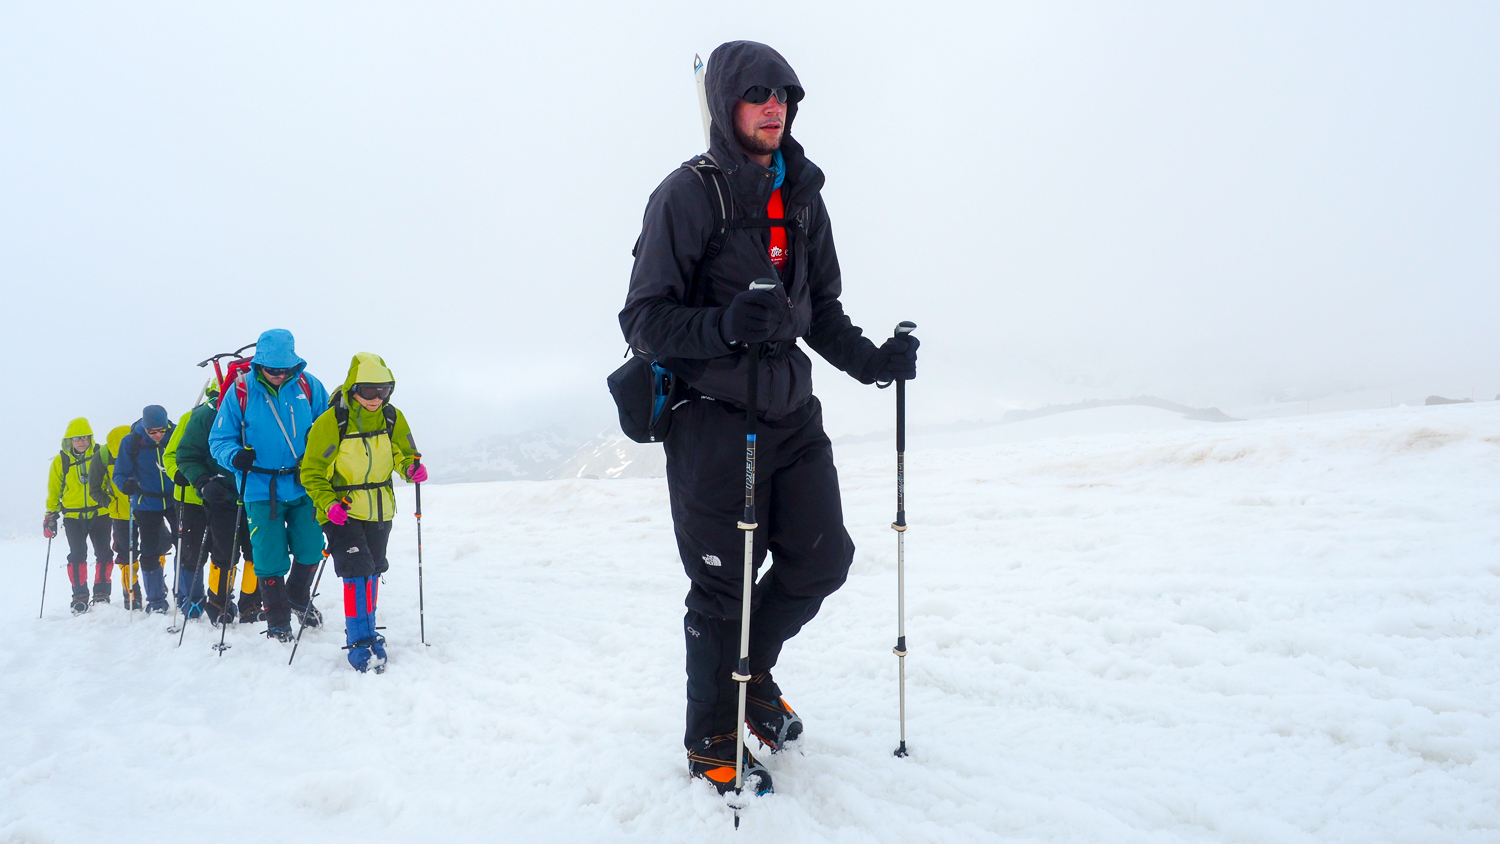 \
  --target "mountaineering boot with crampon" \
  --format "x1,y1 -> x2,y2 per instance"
687,734 -> 773,796
90,579 -> 111,605
343,576 -> 385,673
237,591 -> 264,624
286,562 -> 323,628
745,673 -> 804,752
69,585 -> 90,615
260,575 -> 294,643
